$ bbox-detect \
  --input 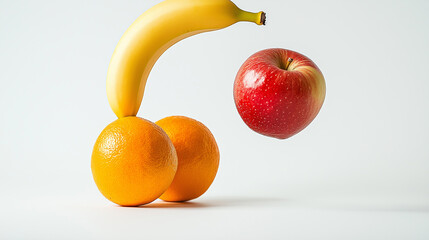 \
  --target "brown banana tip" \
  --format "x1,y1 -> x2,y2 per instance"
261,12 -> 266,25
